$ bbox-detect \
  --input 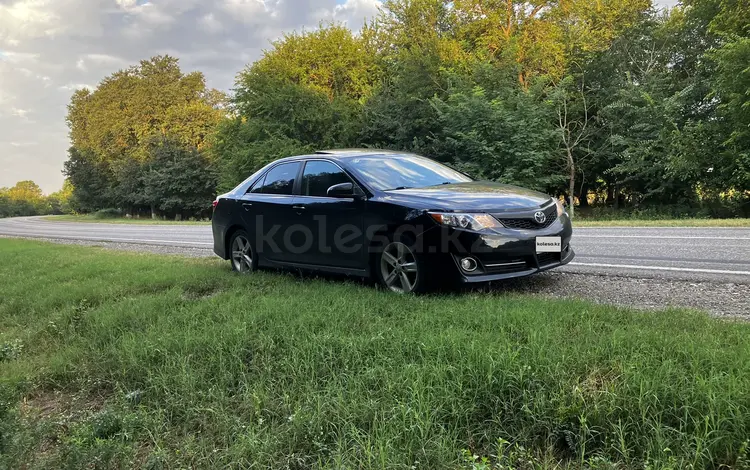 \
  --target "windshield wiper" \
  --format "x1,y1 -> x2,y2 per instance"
385,186 -> 413,191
